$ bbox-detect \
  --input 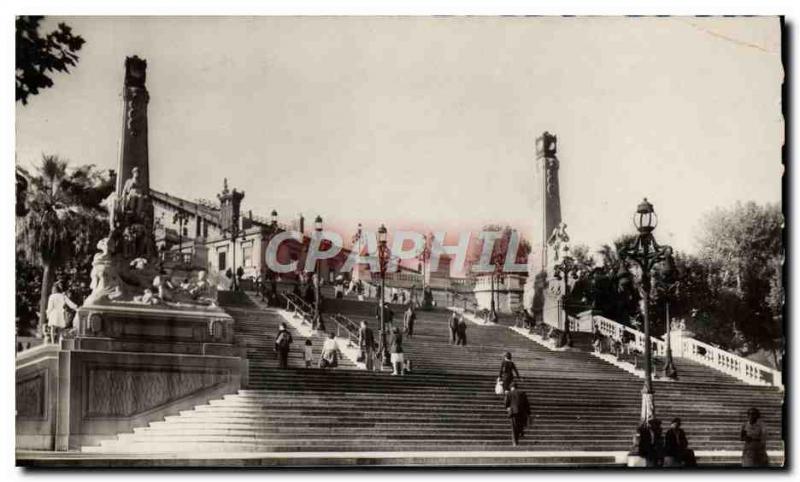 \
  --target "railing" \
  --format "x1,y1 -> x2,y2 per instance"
330,313 -> 360,347
282,293 -> 315,327
592,315 -> 666,358
681,336 -> 783,389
